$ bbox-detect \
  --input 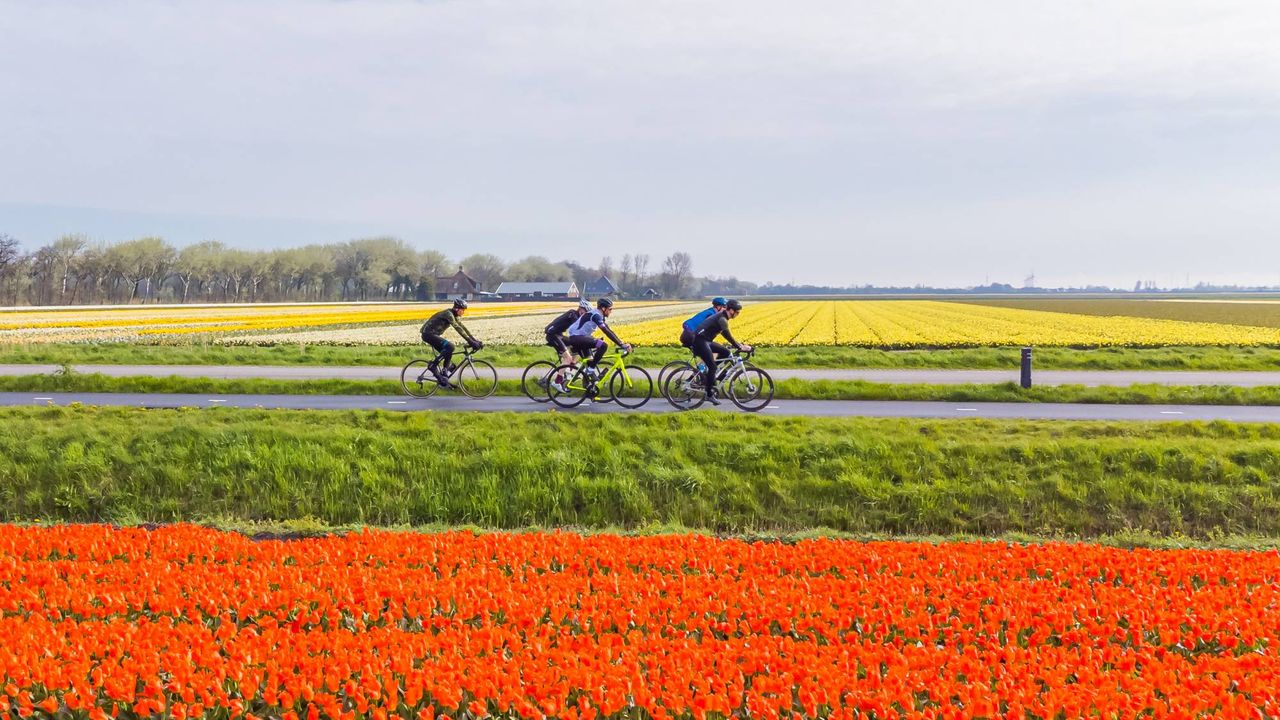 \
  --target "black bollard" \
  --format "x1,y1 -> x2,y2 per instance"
1020,347 -> 1033,389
